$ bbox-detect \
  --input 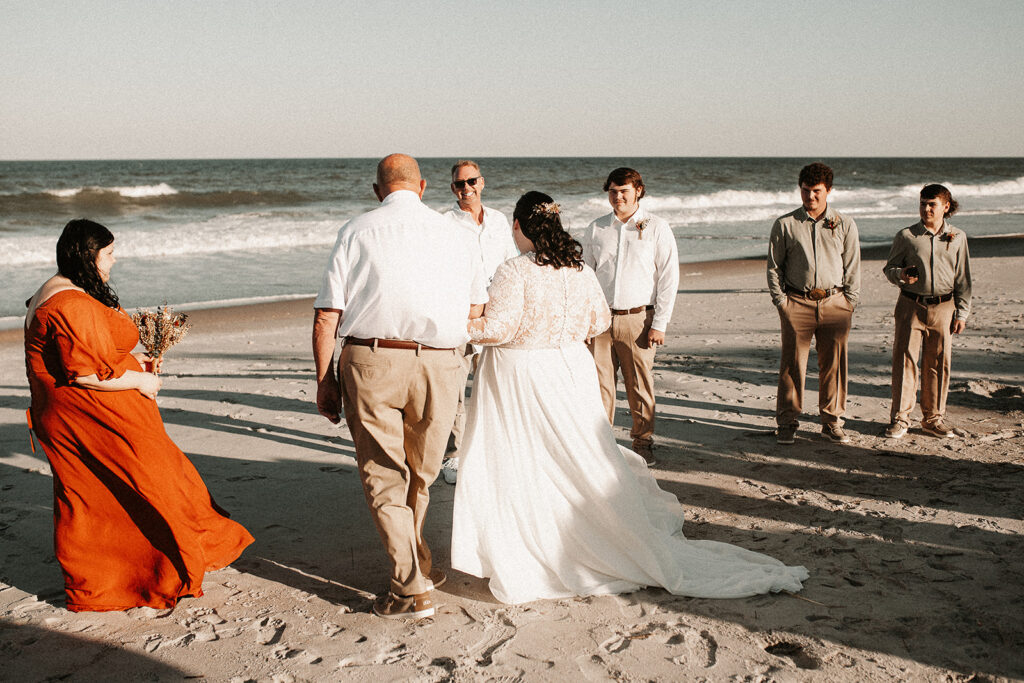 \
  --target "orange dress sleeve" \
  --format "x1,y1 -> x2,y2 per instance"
48,296 -> 129,383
